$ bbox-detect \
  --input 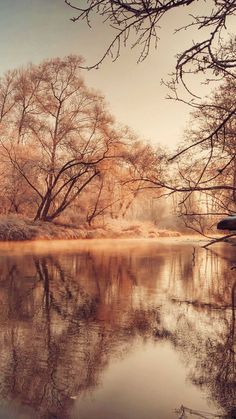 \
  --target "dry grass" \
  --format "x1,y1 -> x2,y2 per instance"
0,216 -> 181,241
0,216 -> 85,241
